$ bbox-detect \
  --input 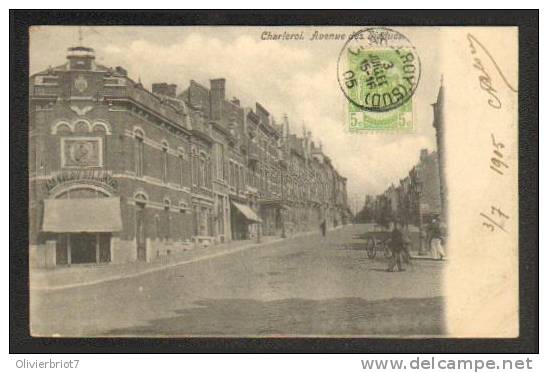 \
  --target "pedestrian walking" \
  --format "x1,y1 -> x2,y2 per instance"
430,218 -> 446,260
320,219 -> 326,237
402,228 -> 412,264
387,222 -> 405,272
